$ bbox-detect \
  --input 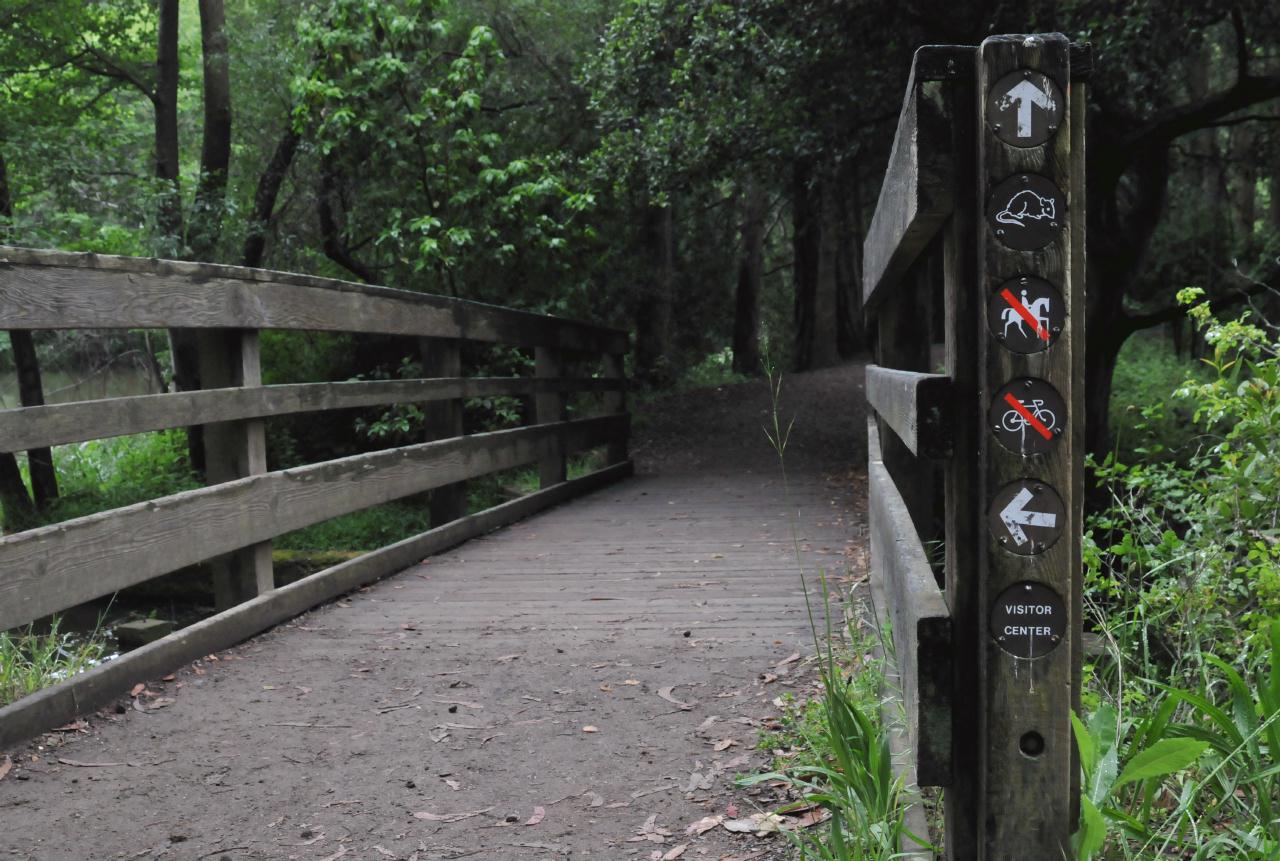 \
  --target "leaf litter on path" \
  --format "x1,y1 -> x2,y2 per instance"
413,807 -> 493,823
